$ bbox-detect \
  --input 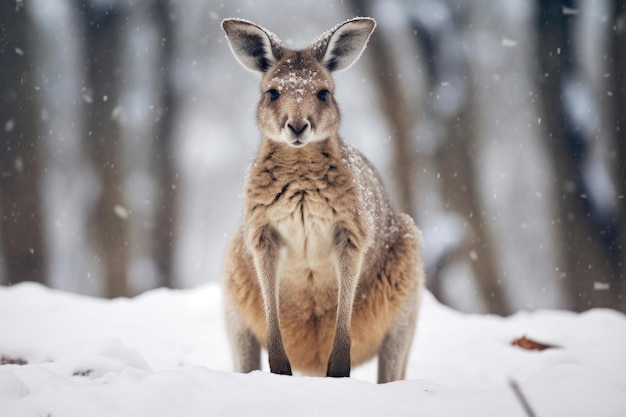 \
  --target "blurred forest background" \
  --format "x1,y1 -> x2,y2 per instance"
0,0 -> 624,315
